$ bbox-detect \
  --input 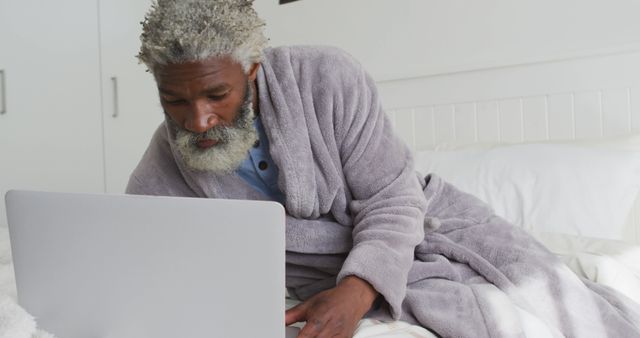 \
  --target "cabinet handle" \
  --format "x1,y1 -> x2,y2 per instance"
0,70 -> 6,115
111,76 -> 119,118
